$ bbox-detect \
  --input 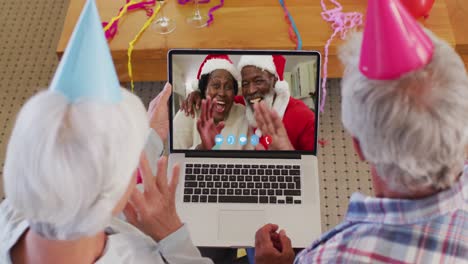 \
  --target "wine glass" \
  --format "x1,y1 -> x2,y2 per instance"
152,0 -> 176,34
186,0 -> 208,28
